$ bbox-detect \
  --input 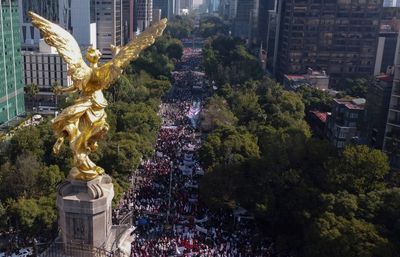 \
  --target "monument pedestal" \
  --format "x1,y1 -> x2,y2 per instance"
57,175 -> 114,248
